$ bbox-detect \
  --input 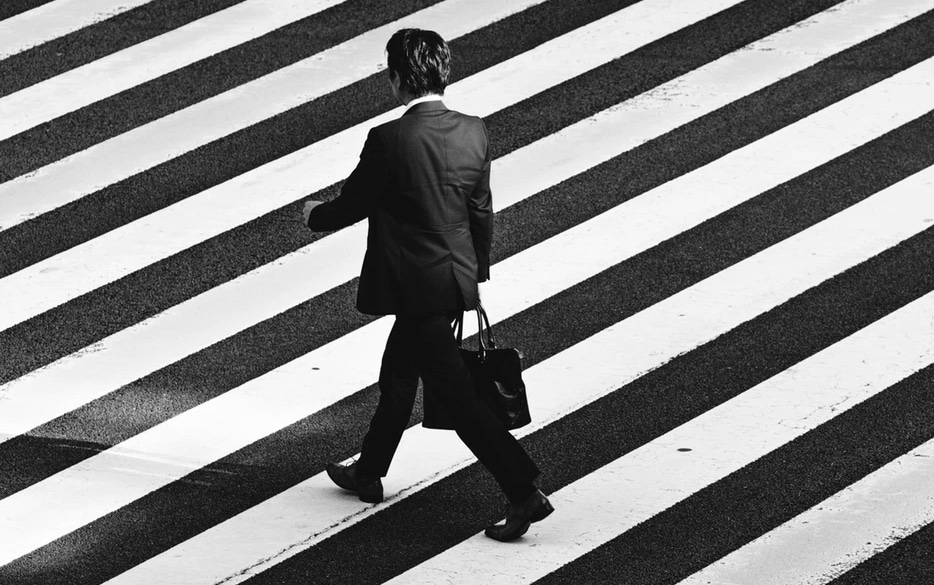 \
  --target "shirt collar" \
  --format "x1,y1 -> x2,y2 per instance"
405,94 -> 443,112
